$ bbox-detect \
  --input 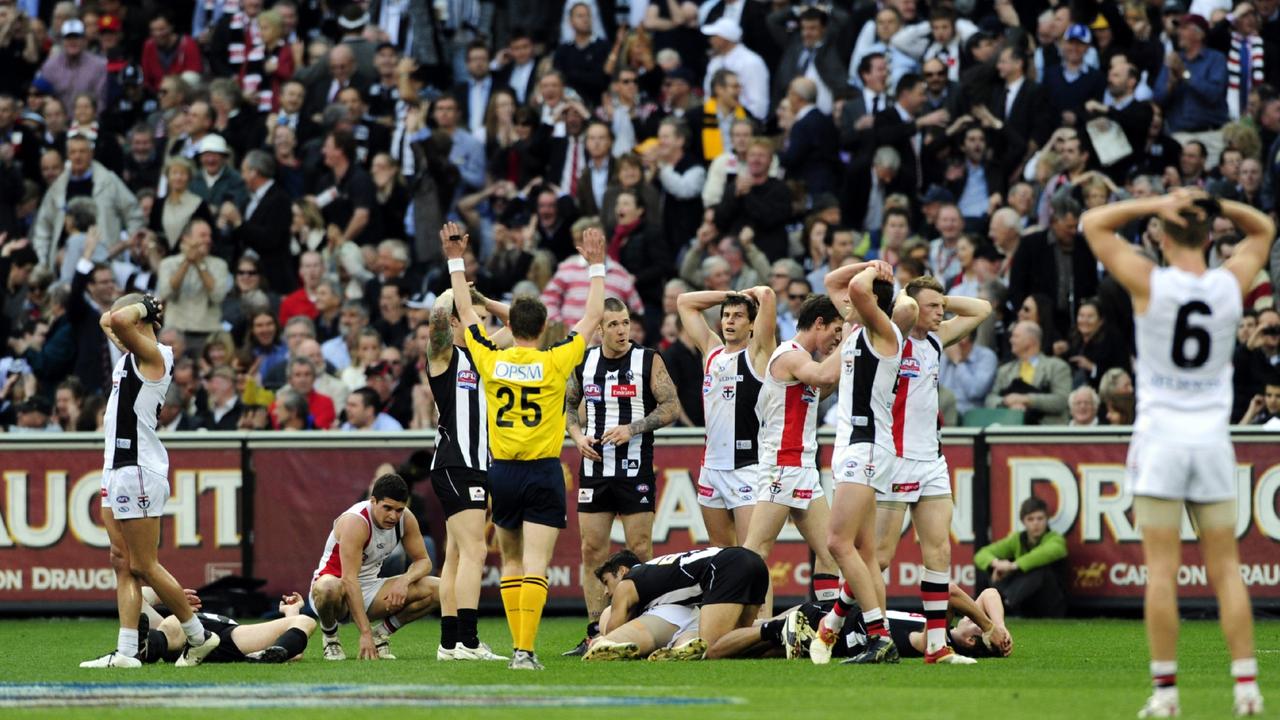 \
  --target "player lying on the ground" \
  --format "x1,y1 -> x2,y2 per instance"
136,589 -> 317,664
581,603 -> 700,661
710,584 -> 1013,661
310,473 -> 441,660
584,547 -> 769,661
